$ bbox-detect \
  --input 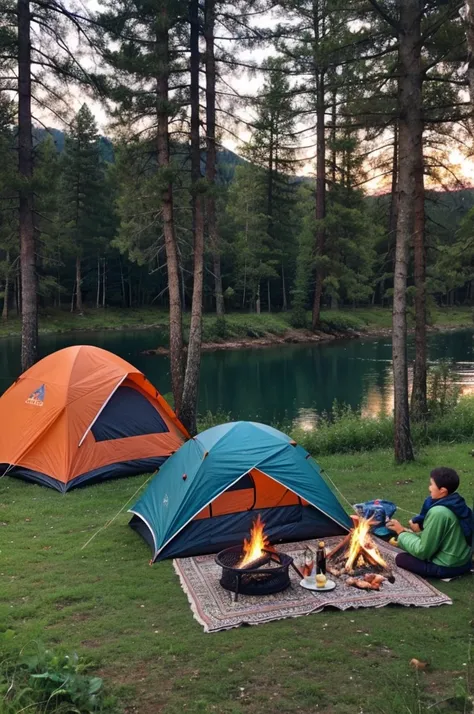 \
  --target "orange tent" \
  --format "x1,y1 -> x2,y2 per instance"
0,345 -> 189,491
